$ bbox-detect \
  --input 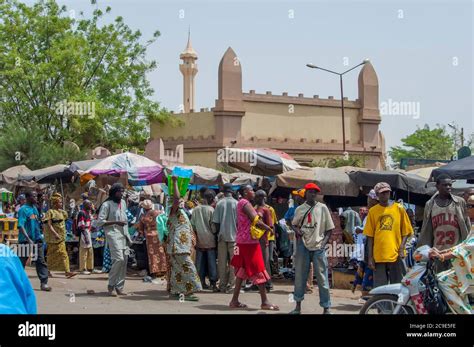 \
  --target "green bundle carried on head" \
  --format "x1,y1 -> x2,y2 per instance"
167,167 -> 193,197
